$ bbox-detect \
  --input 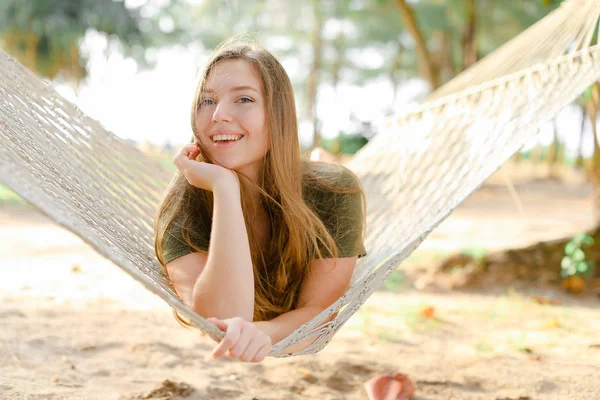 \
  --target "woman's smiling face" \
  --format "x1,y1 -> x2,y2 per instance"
194,59 -> 268,179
